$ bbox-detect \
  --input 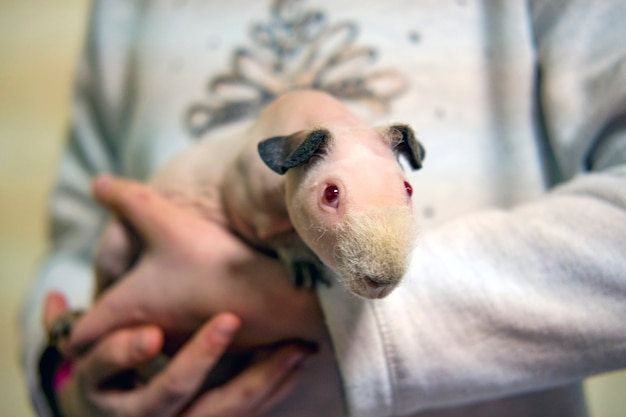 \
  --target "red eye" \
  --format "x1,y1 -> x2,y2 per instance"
323,184 -> 340,207
404,181 -> 413,197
